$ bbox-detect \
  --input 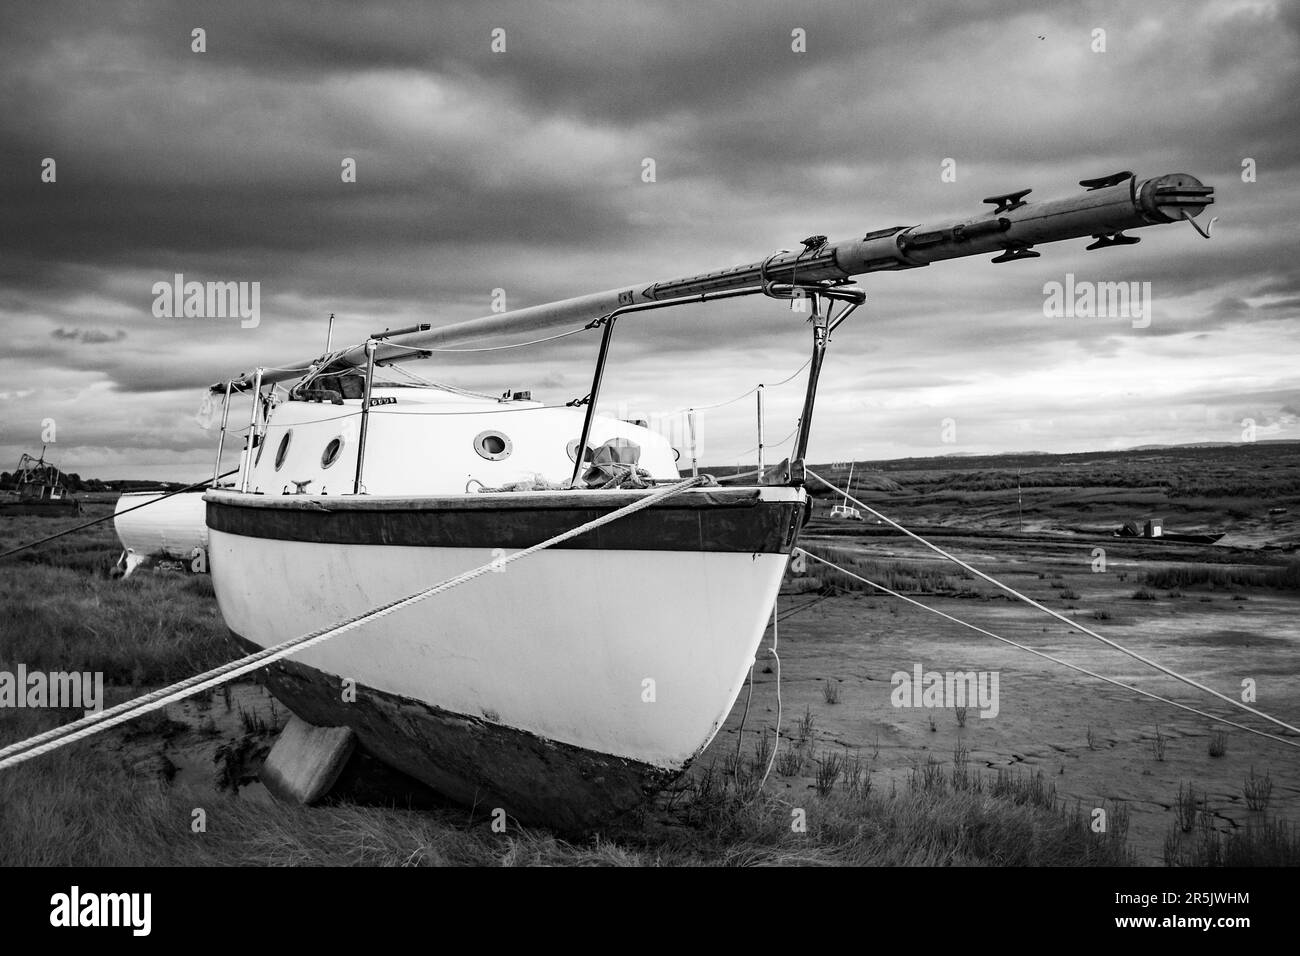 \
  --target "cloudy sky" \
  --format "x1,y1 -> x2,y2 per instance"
0,0 -> 1296,479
